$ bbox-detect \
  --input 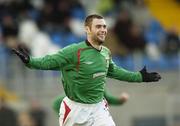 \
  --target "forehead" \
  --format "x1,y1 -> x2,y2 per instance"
91,18 -> 106,26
